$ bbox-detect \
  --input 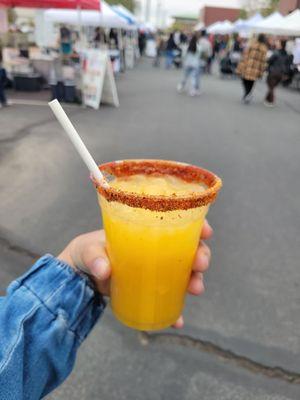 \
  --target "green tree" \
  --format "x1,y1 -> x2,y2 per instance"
106,0 -> 136,12
239,9 -> 248,19
261,0 -> 280,16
